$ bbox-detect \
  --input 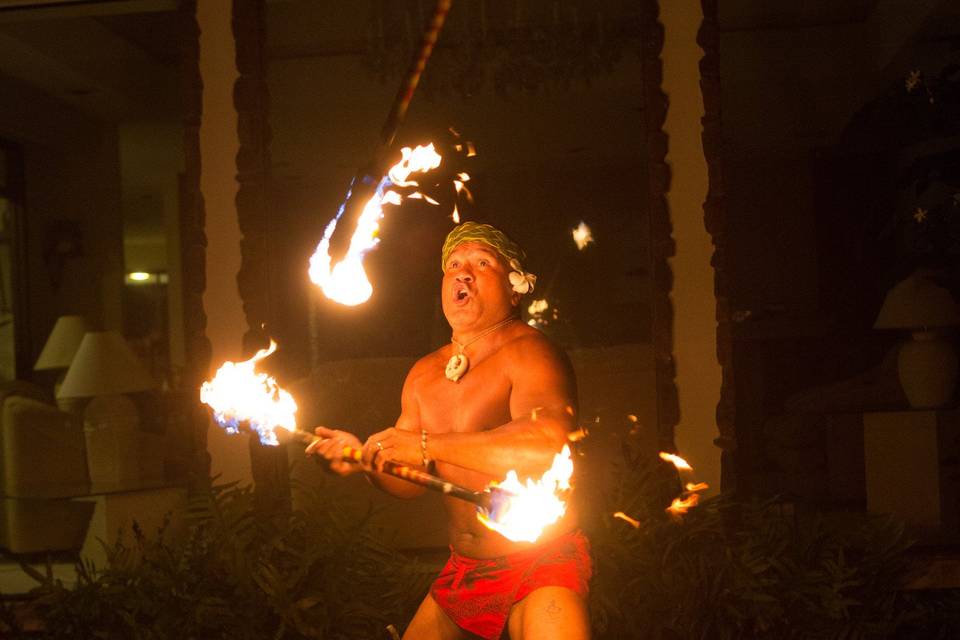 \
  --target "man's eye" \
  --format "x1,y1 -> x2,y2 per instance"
479,260 -> 488,267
